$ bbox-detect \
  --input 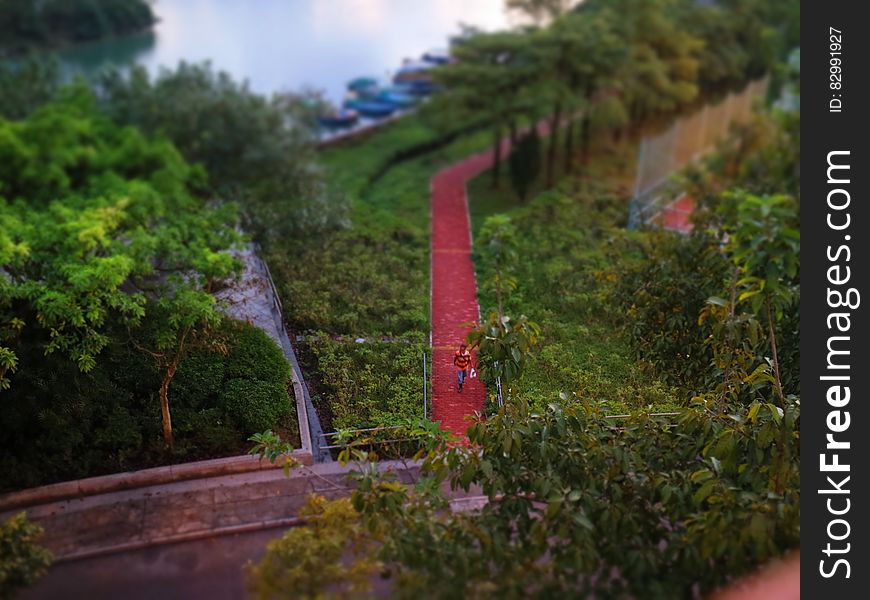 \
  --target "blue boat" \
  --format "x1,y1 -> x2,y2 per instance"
347,77 -> 379,95
422,49 -> 450,65
343,98 -> 397,118
396,78 -> 438,95
318,108 -> 359,128
374,87 -> 418,107
393,61 -> 438,95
